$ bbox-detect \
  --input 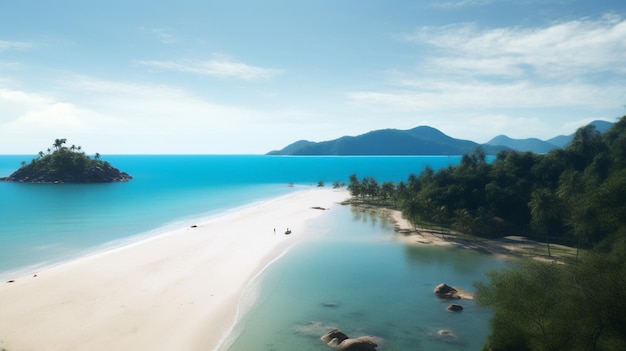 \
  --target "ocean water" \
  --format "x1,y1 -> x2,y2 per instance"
0,155 -> 462,279
0,154 -> 505,350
